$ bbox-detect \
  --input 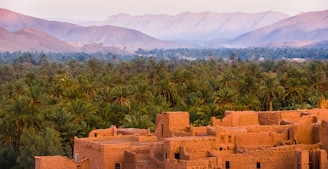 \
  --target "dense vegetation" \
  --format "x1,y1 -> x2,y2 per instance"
1,51 -> 328,169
